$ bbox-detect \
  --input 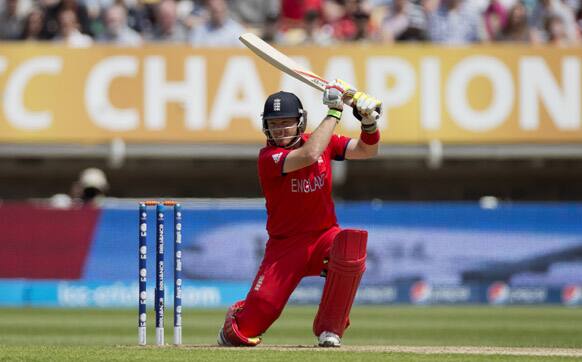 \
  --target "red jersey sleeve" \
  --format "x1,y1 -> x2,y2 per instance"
258,147 -> 292,178
329,134 -> 351,161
